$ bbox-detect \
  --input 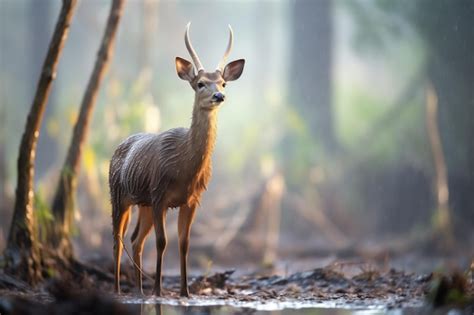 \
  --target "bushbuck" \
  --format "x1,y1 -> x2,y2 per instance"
109,23 -> 245,297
